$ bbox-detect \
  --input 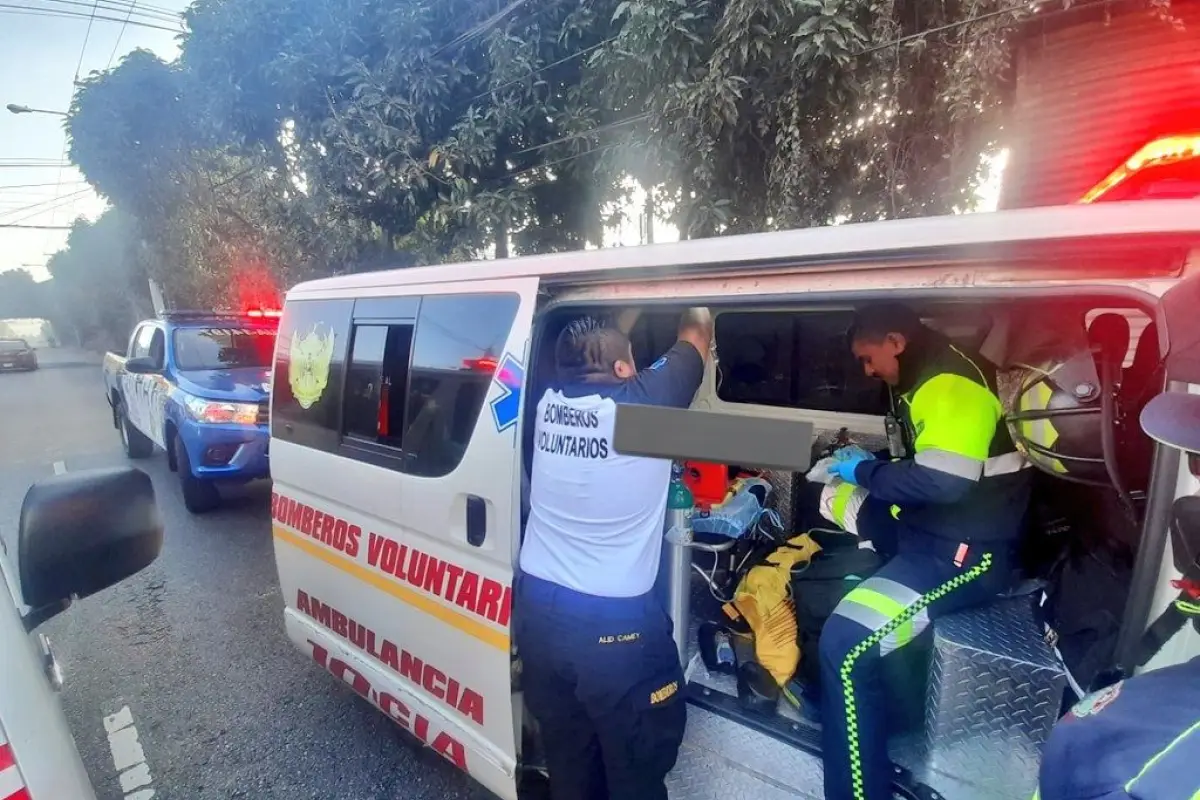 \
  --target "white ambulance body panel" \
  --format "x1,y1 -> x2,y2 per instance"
270,200 -> 1200,799
270,278 -> 538,799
